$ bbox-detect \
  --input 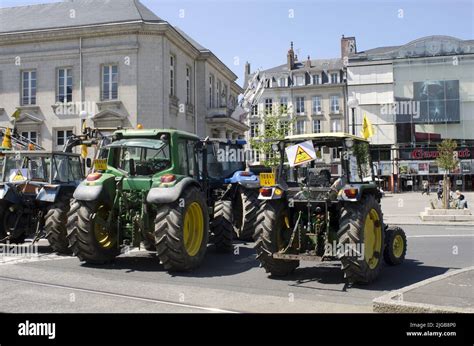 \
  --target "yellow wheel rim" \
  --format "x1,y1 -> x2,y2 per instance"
392,234 -> 404,258
363,209 -> 382,270
93,204 -> 115,249
183,202 -> 204,256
